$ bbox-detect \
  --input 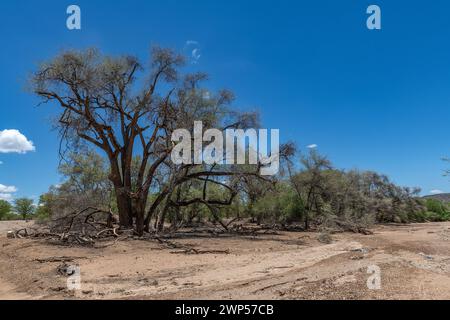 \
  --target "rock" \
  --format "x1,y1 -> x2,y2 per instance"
419,253 -> 433,261
148,279 -> 158,286
6,231 -> 15,239
350,248 -> 369,254
57,262 -> 74,276
318,233 -> 333,244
